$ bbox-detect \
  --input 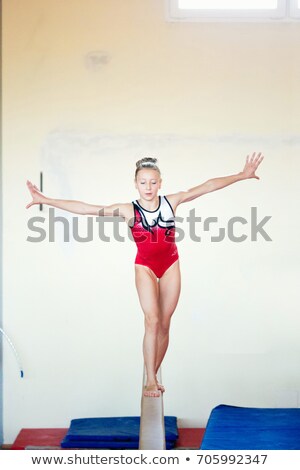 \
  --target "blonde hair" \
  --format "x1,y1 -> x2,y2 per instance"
135,157 -> 161,180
